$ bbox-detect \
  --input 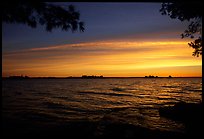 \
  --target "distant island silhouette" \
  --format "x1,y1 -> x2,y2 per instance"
81,75 -> 103,78
145,75 -> 173,78
145,75 -> 158,78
